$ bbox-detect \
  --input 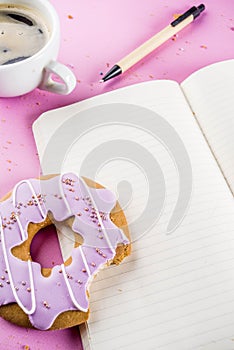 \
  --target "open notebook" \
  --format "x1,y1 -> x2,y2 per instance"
33,60 -> 234,350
